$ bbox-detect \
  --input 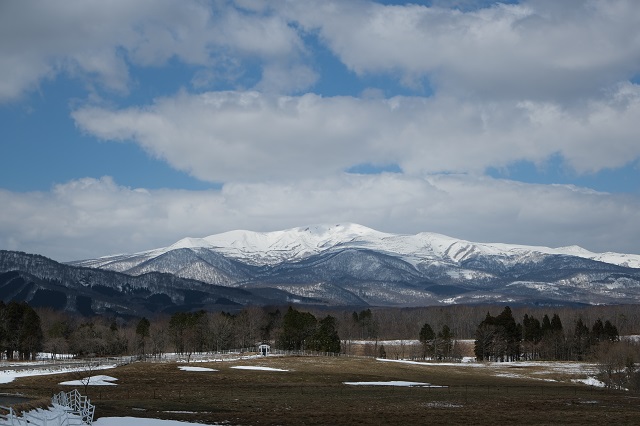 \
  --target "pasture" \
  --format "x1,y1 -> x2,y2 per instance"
2,355 -> 639,425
